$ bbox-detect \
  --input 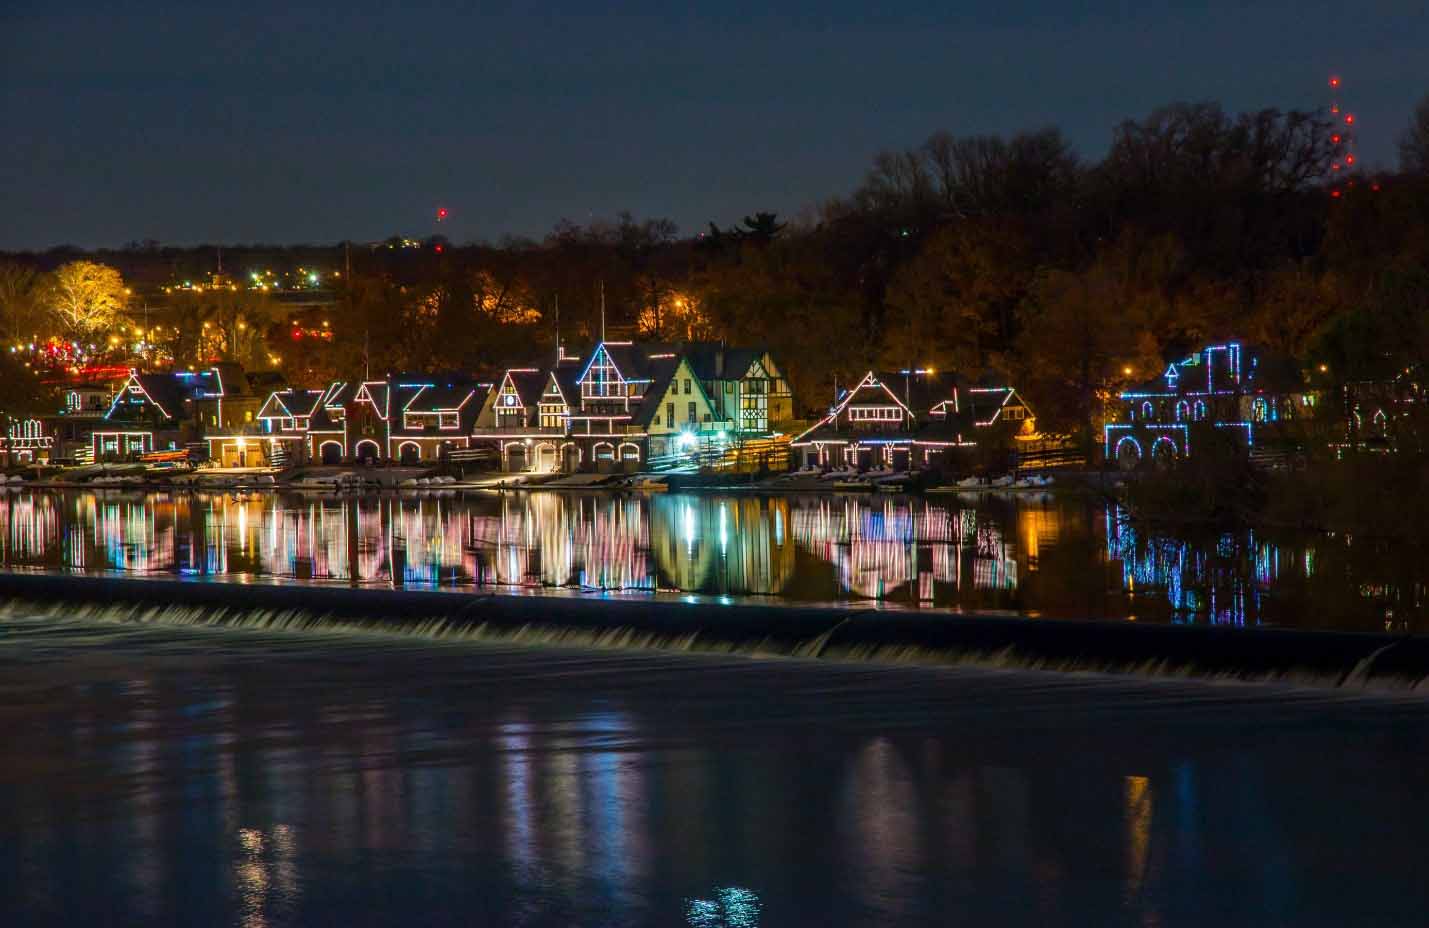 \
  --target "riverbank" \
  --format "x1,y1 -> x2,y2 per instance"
4,571 -> 1427,689
7,460 -> 1114,498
